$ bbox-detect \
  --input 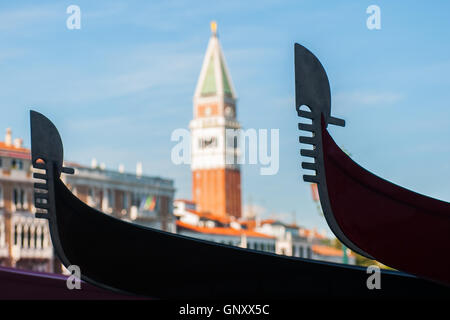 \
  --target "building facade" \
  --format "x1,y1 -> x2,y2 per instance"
174,200 -> 355,265
190,22 -> 242,218
64,163 -> 176,233
0,129 -> 176,272
0,129 -> 53,271
174,200 -> 276,253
